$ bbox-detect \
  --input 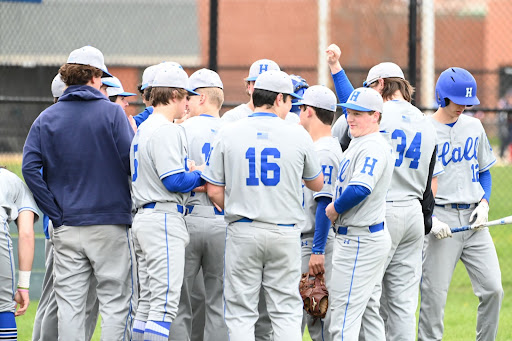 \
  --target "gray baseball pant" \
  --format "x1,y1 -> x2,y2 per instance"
51,224 -> 134,341
169,208 -> 228,341
418,205 -> 503,341
32,238 -> 100,341
360,200 -> 424,341
224,221 -> 303,341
